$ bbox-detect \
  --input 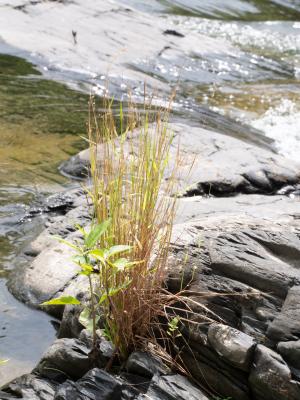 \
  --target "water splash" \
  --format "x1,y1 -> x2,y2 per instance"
251,99 -> 300,162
